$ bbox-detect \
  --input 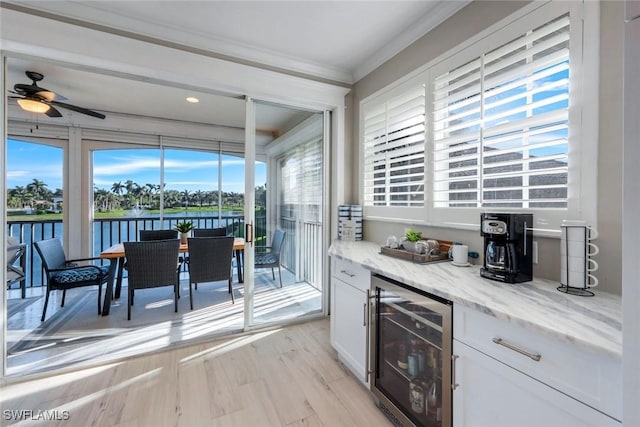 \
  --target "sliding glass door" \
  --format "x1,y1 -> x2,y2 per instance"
245,100 -> 326,328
